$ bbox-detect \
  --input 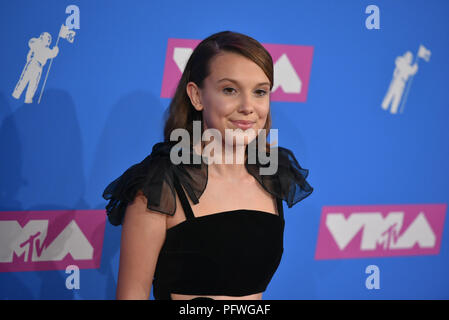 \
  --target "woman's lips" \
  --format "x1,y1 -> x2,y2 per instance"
230,120 -> 255,130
